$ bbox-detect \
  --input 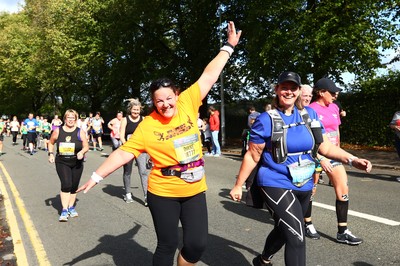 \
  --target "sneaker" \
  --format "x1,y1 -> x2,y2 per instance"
98,147 -> 104,151
213,154 -> 220,157
124,193 -> 134,203
59,209 -> 69,222
305,223 -> 320,240
337,229 -> 363,245
396,177 -> 400,182
68,206 -> 79,218
252,255 -> 273,266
